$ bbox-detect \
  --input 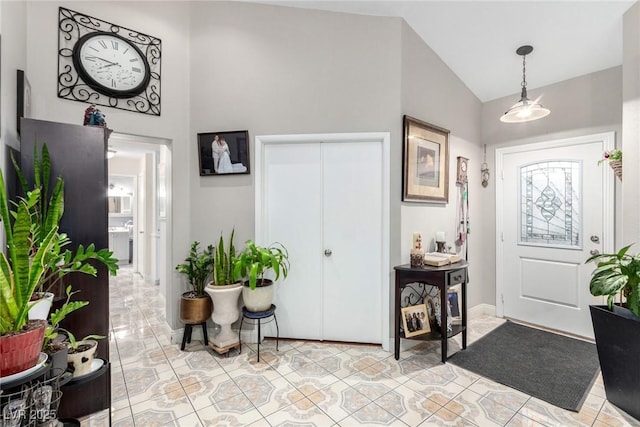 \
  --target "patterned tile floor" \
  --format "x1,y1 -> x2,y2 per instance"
78,266 -> 640,426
